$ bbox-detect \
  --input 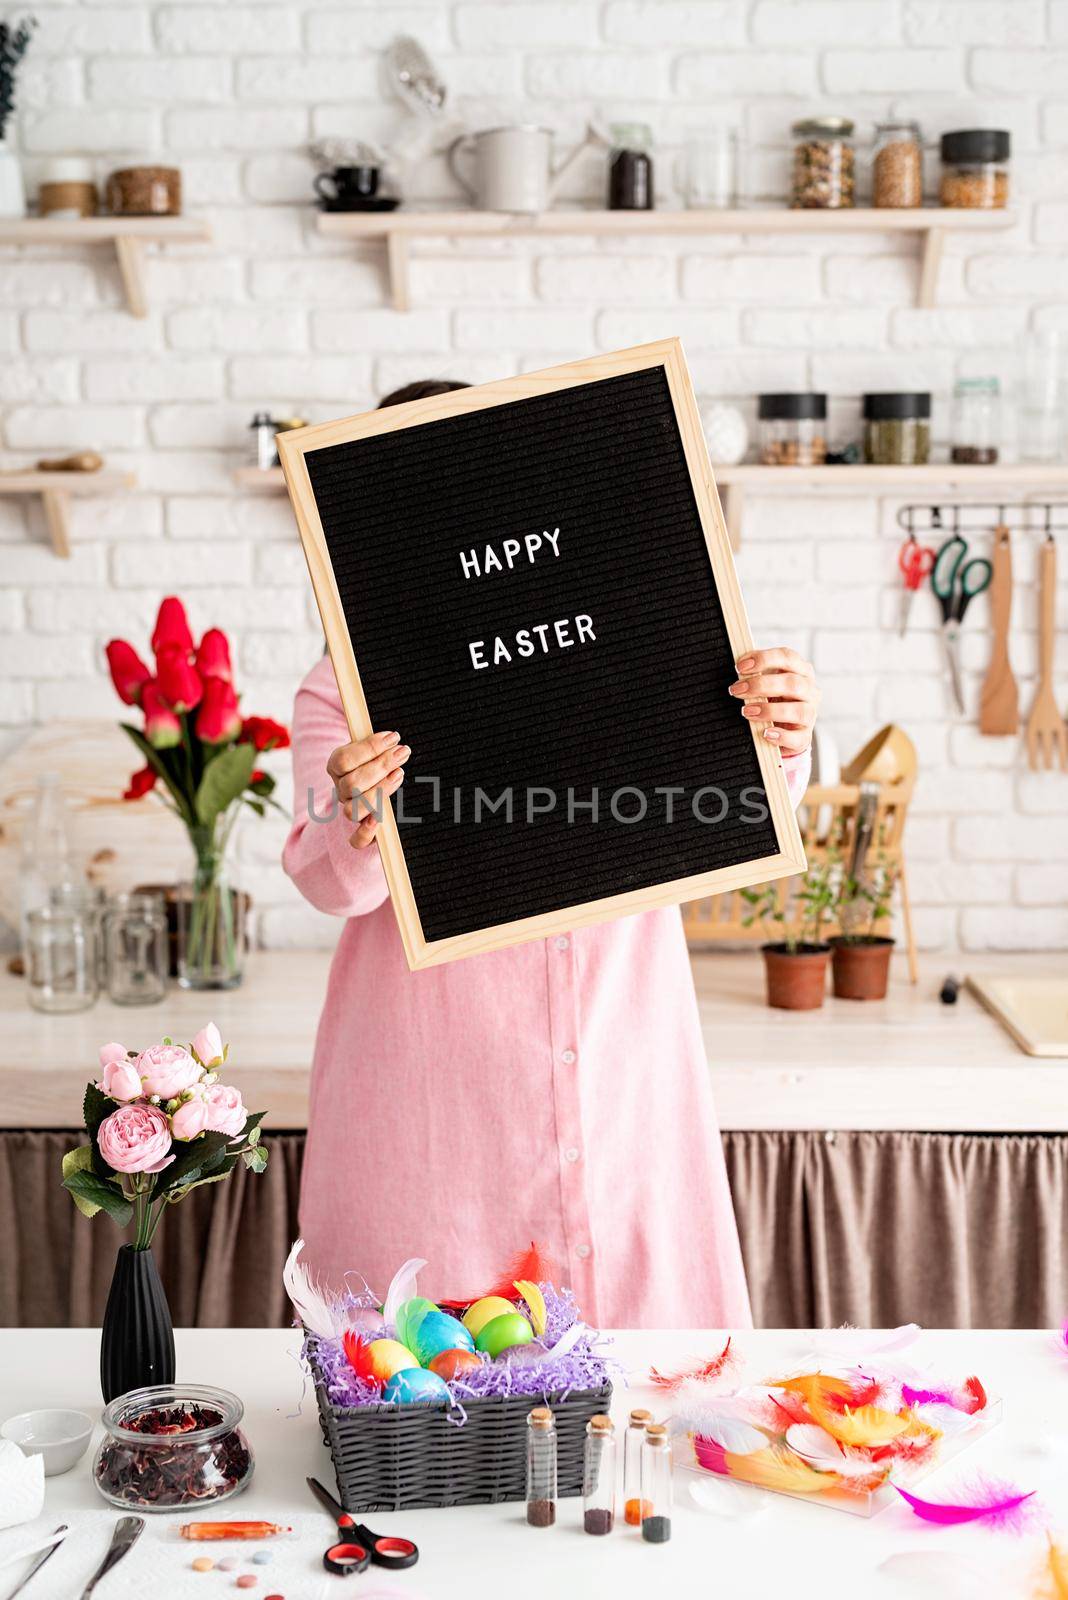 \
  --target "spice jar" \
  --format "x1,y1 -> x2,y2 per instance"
791,117 -> 854,209
607,122 -> 654,210
863,392 -> 931,464
640,1422 -> 672,1544
93,1385 -> 253,1511
758,392 -> 827,465
939,130 -> 1010,209
872,120 -> 923,208
105,164 -> 182,217
950,376 -> 1001,463
525,1406 -> 558,1527
583,1414 -> 616,1536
